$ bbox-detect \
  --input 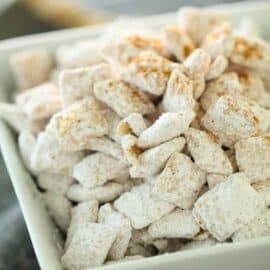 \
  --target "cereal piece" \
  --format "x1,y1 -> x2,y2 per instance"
15,83 -> 62,120
59,63 -> 112,106
153,153 -> 206,209
84,137 -> 123,160
117,113 -> 148,137
148,209 -> 200,238
61,223 -> 117,269
230,35 -> 270,77
205,55 -> 229,81
185,128 -> 233,174
184,49 -> 211,76
0,103 -> 47,133
193,173 -> 265,241
31,129 -> 83,174
163,24 -> 195,61
177,7 -> 227,44
56,40 -> 103,69
42,191 -> 71,232
207,174 -> 227,189
65,136 -> 123,160
122,52 -> 177,96
18,130 -> 37,175
183,49 -> 210,99
201,23 -> 235,58
192,72 -> 206,100
101,34 -> 169,68
238,71 -> 270,109
200,72 -> 242,111
10,48 -> 52,90
253,180 -> 270,206
235,134 -> 270,183
94,79 -> 155,117
162,69 -> 195,112
114,183 -> 174,229
65,200 -> 99,249
53,98 -> 108,151
121,135 -> 141,165
130,137 -> 186,178
37,173 -> 74,195
104,108 -> 122,143
73,153 -> 128,188
67,182 -> 129,203
138,112 -> 194,149
201,95 -> 258,146
232,210 -> 270,242
98,204 -> 132,260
